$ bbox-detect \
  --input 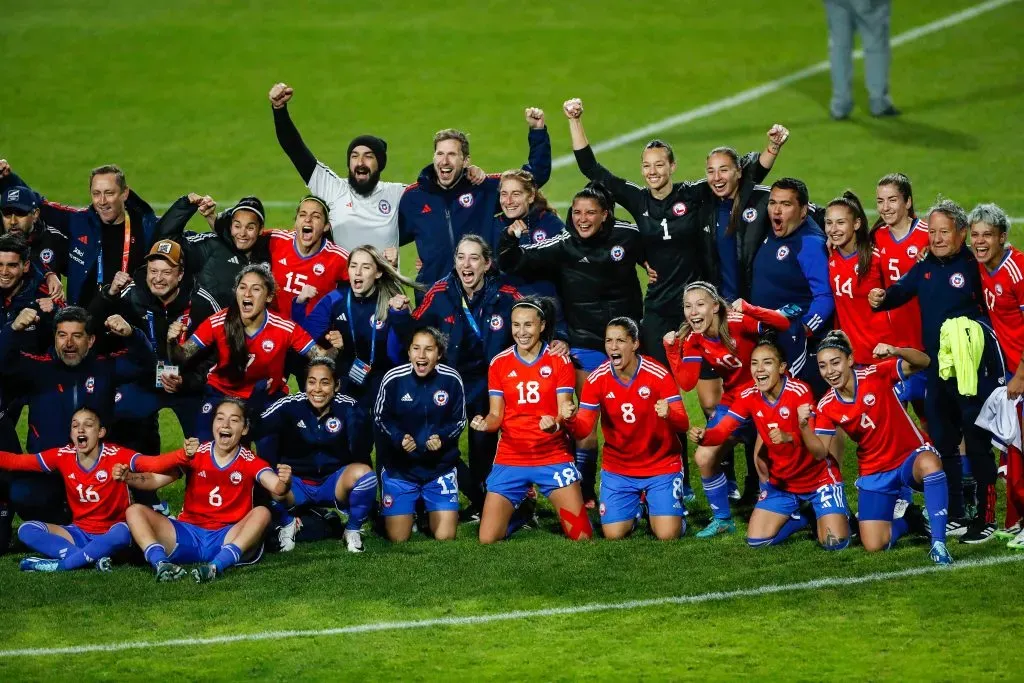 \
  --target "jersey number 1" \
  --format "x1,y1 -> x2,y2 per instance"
660,218 -> 671,241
